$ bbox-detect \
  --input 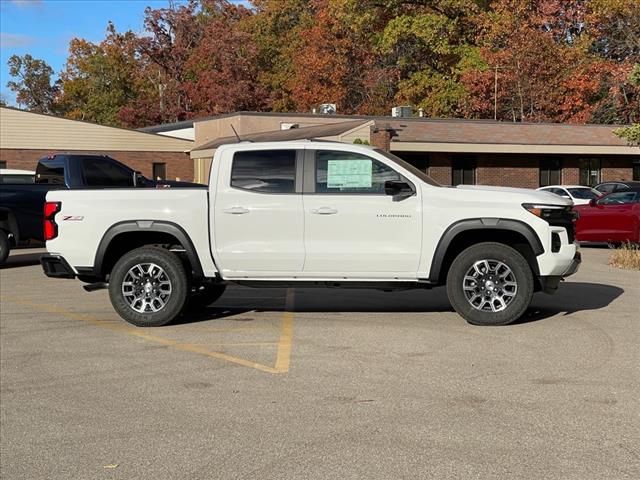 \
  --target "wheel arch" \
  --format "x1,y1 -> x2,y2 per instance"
429,218 -> 543,285
95,221 -> 204,280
